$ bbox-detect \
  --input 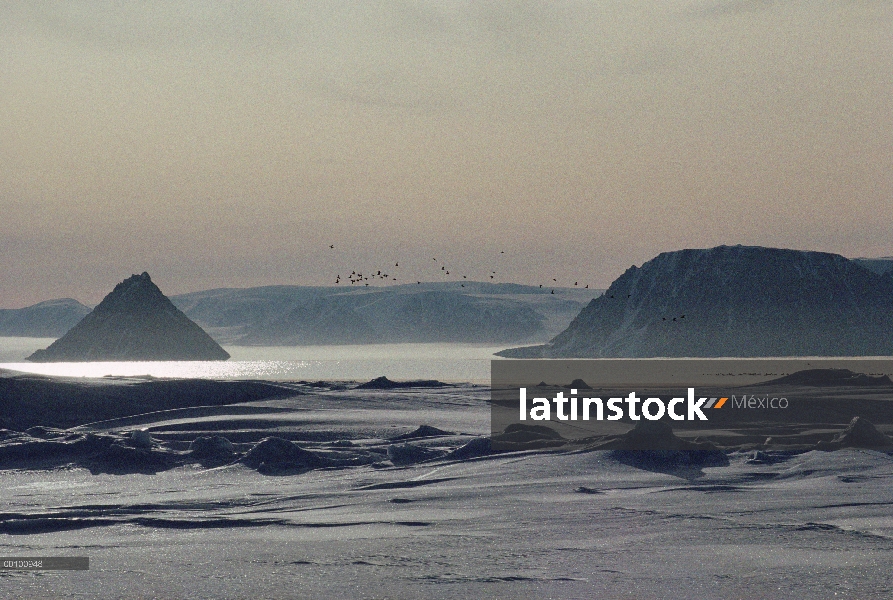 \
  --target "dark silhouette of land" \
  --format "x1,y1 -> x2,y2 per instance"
27,272 -> 229,362
499,246 -> 893,358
